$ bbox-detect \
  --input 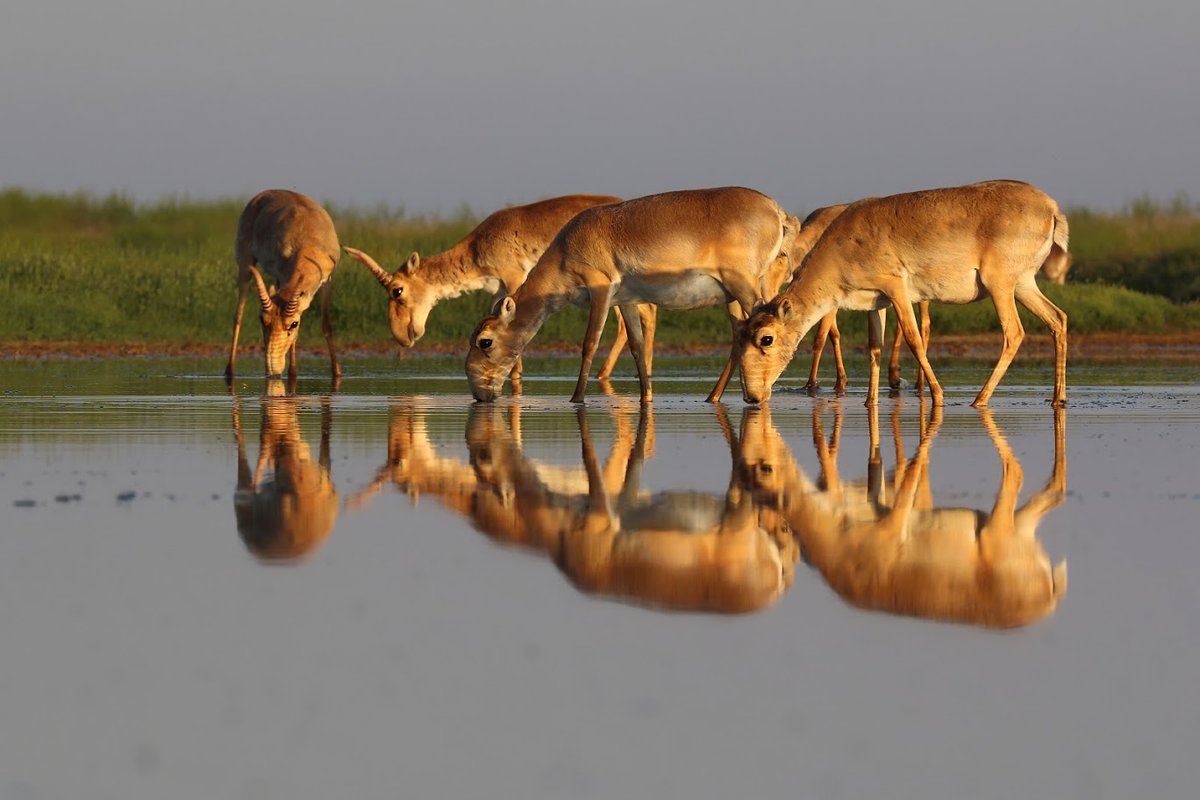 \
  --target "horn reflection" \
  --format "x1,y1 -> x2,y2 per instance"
232,383 -> 339,562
